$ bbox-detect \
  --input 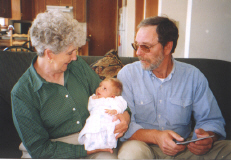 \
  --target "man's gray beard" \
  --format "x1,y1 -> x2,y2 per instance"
140,53 -> 164,71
